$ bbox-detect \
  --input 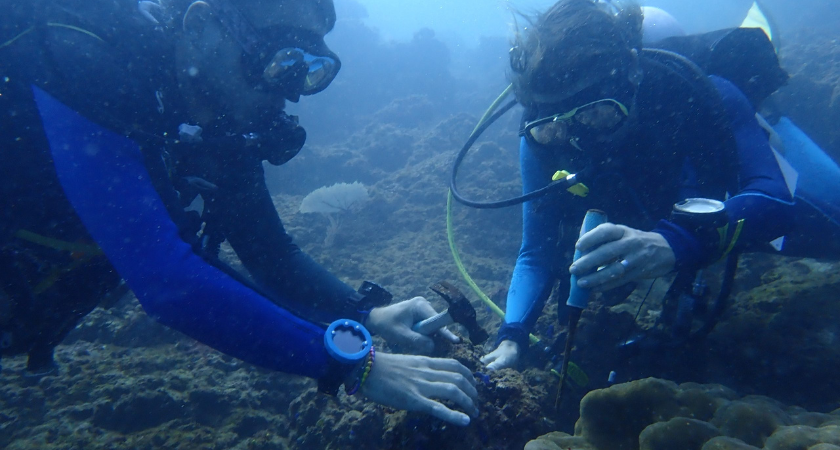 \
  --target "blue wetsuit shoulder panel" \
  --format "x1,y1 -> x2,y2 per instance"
655,76 -> 796,267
